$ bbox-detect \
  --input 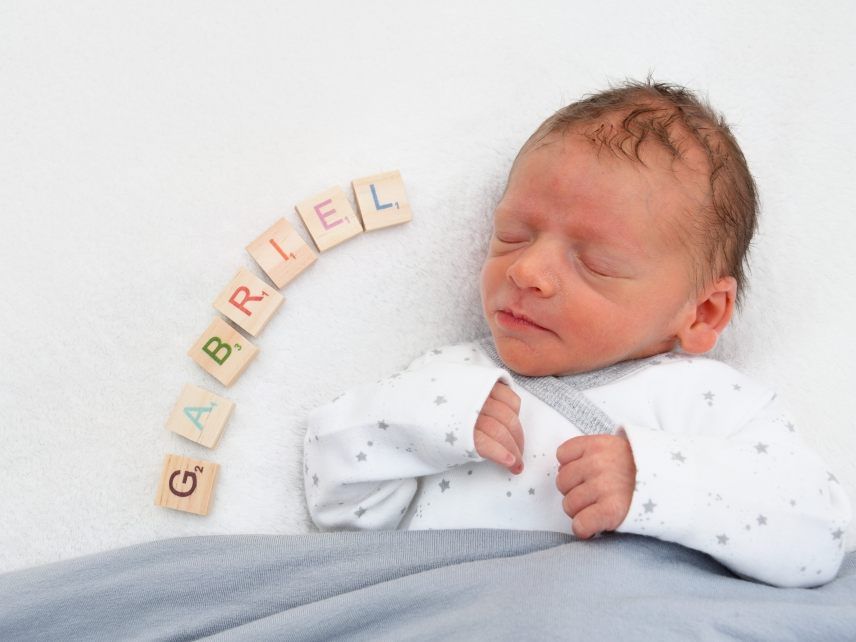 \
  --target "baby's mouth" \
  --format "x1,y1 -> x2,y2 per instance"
496,308 -> 550,332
